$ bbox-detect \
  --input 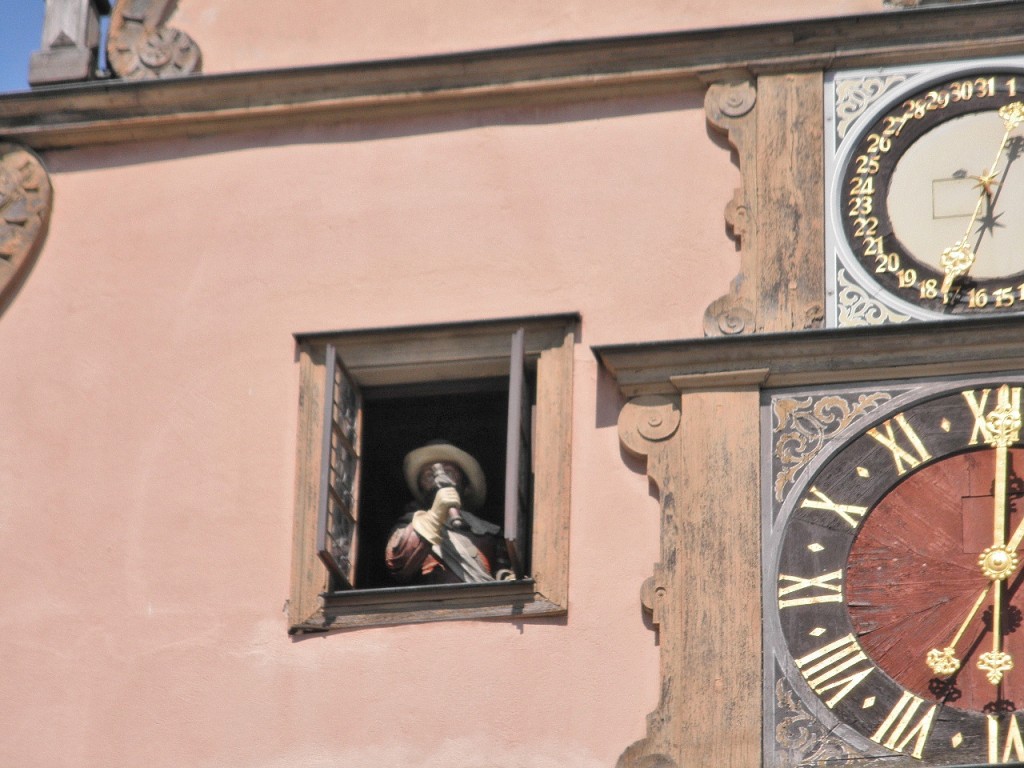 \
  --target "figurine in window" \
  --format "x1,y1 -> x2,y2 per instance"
385,441 -> 513,584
